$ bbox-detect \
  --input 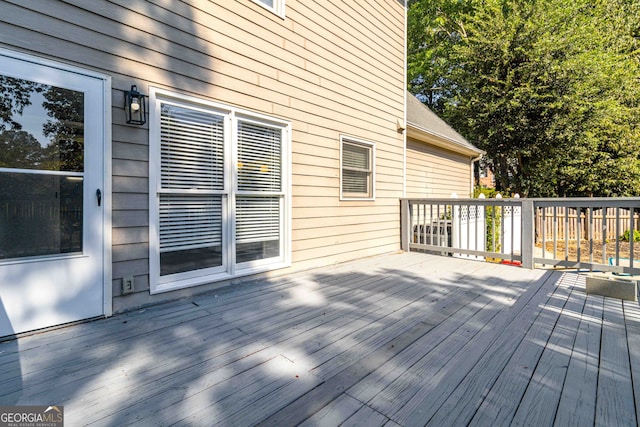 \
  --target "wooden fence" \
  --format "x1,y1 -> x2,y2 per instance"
535,206 -> 640,242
